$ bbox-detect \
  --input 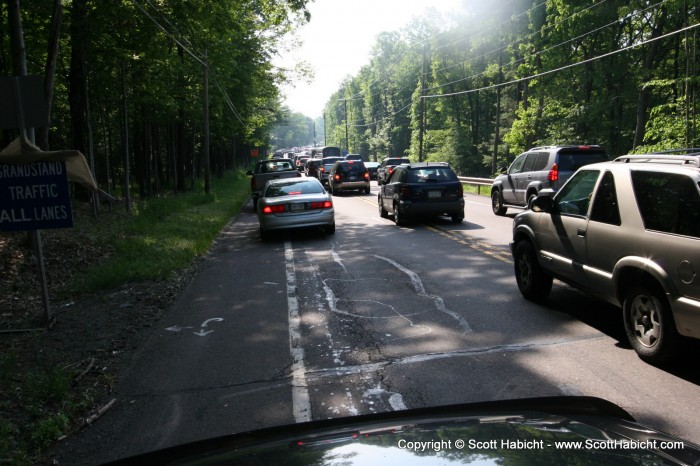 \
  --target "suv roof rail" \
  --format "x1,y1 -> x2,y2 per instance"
614,153 -> 700,167
405,161 -> 450,167
527,144 -> 604,152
